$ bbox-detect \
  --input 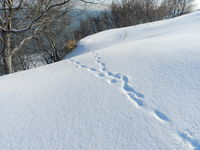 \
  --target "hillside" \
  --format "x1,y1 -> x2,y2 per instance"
0,11 -> 200,150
